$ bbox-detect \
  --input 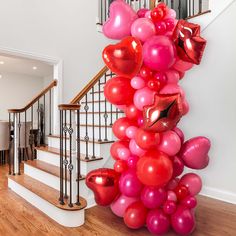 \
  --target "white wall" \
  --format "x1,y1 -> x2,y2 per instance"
0,72 -> 44,120
179,1 -> 236,203
0,0 -> 110,102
